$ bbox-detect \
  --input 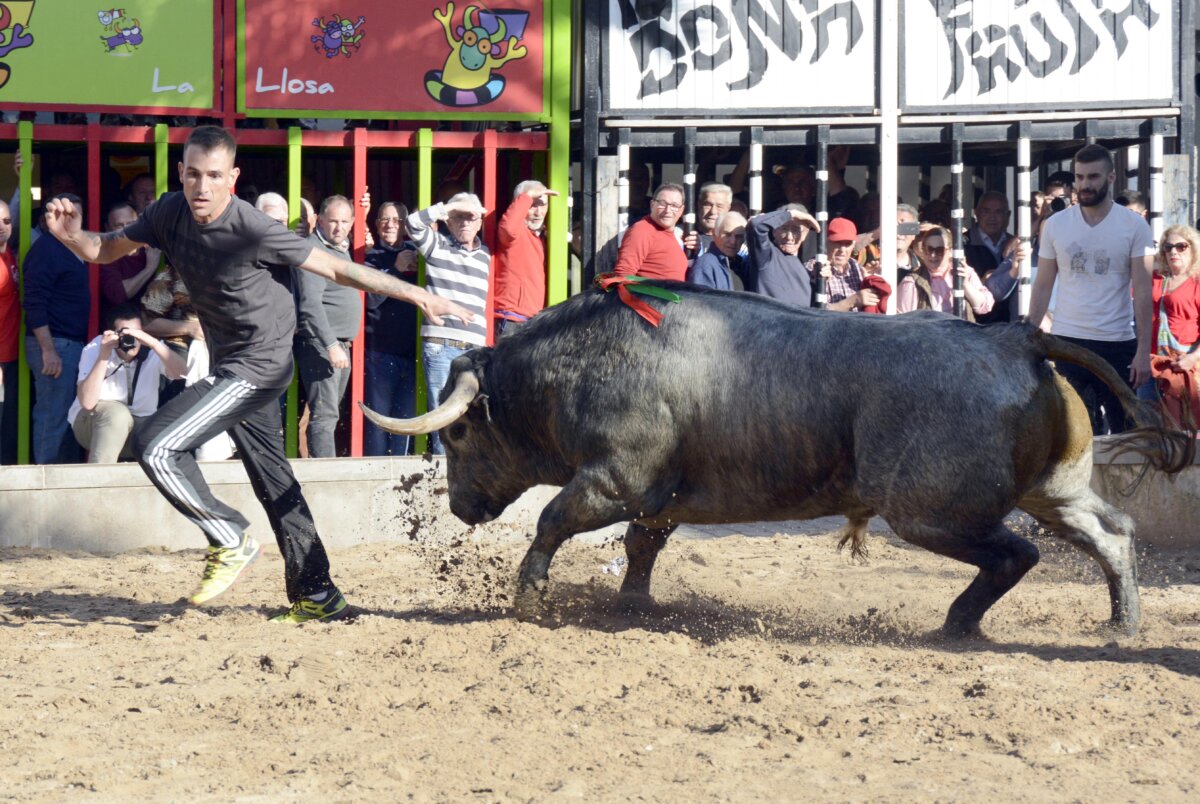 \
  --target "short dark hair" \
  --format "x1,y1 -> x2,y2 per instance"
1073,144 -> 1114,171
375,201 -> 408,222
1115,189 -> 1146,208
106,200 -> 135,221
652,182 -> 685,200
106,302 -> 143,332
319,194 -> 352,216
51,192 -> 83,209
185,125 -> 237,158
